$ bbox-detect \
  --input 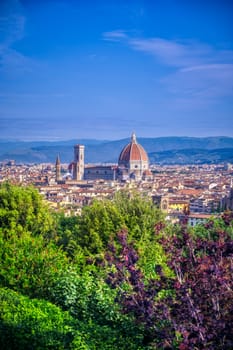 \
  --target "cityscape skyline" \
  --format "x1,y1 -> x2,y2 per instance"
0,0 -> 233,141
